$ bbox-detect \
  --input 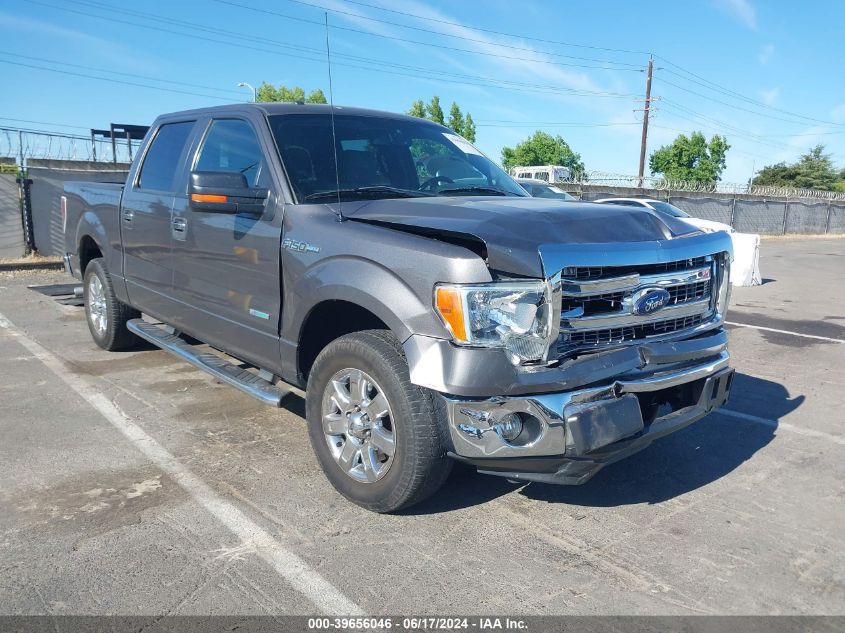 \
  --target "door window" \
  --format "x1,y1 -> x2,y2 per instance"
195,119 -> 264,186
137,121 -> 194,192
